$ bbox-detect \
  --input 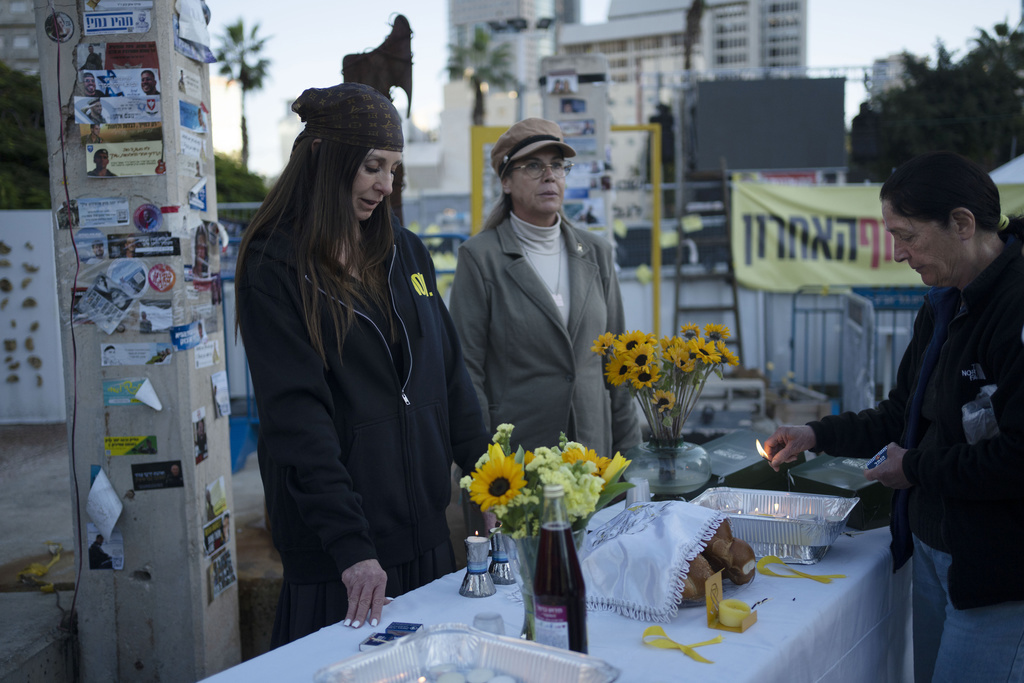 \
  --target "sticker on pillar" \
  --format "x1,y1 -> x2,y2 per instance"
84,1 -> 156,11
57,201 -> 80,230
100,342 -> 173,366
173,14 -> 216,64
208,548 -> 237,601
203,511 -> 231,556
104,435 -> 158,456
44,12 -> 75,43
547,72 -> 578,94
76,197 -> 131,230
102,378 -> 163,409
190,221 -> 217,290
138,299 -> 172,332
131,460 -> 184,490
74,228 -> 107,264
86,468 -> 123,539
177,67 -> 202,99
147,264 -> 176,293
75,269 -> 144,334
109,232 -> 180,258
189,178 -> 207,211
211,371 -> 231,417
75,96 -> 161,126
84,137 -> 164,177
560,98 -> 586,114
194,339 -> 220,369
169,319 -> 203,350
133,203 -> 163,232
83,11 -> 151,36
179,100 -> 209,134
193,406 -> 209,464
205,476 -> 227,521
86,523 -> 124,570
